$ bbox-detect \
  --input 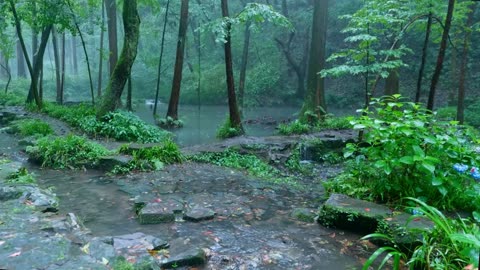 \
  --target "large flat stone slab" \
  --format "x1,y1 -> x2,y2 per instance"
184,206 -> 216,222
157,238 -> 207,269
318,193 -> 392,234
138,198 -> 184,224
